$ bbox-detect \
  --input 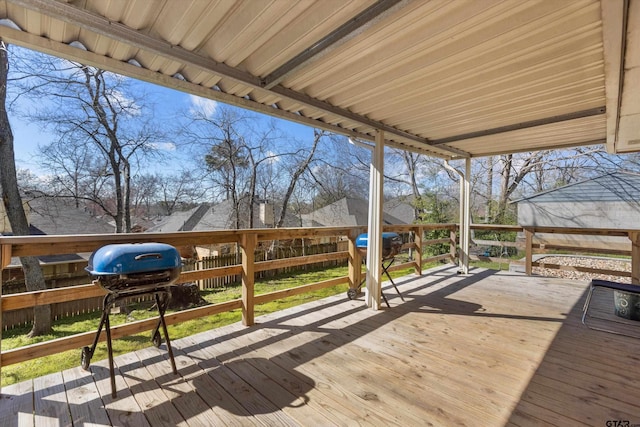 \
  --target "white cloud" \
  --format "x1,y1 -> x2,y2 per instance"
150,142 -> 177,151
189,95 -> 218,118
264,150 -> 280,164
94,85 -> 140,116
